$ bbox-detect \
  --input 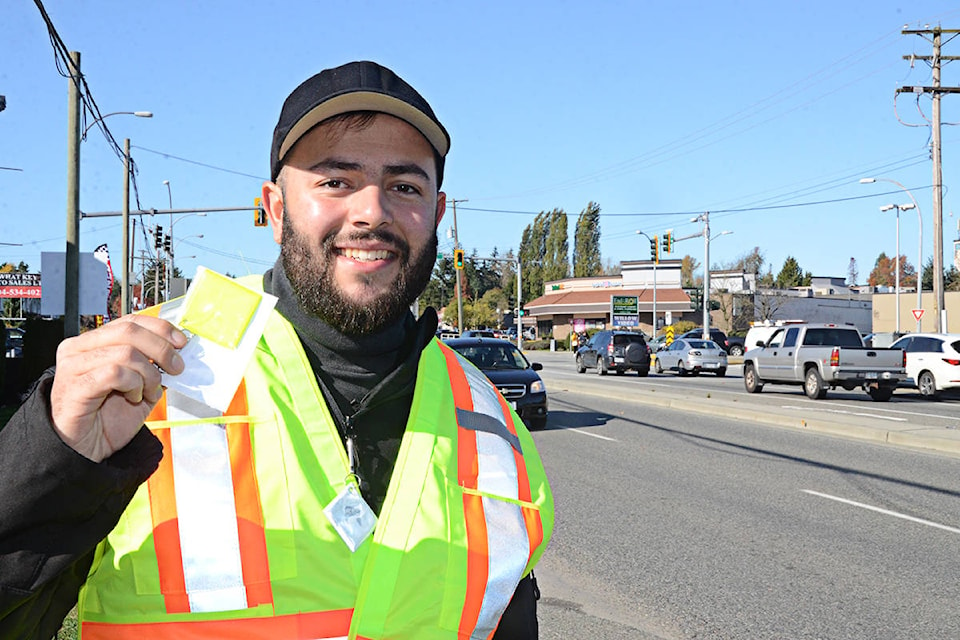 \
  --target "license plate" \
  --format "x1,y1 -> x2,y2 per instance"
614,357 -> 624,363
704,363 -> 717,368
866,372 -> 878,380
